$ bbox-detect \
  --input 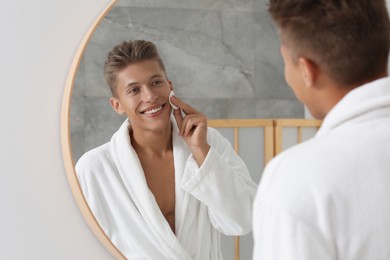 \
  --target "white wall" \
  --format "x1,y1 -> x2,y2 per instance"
0,1 -> 113,259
